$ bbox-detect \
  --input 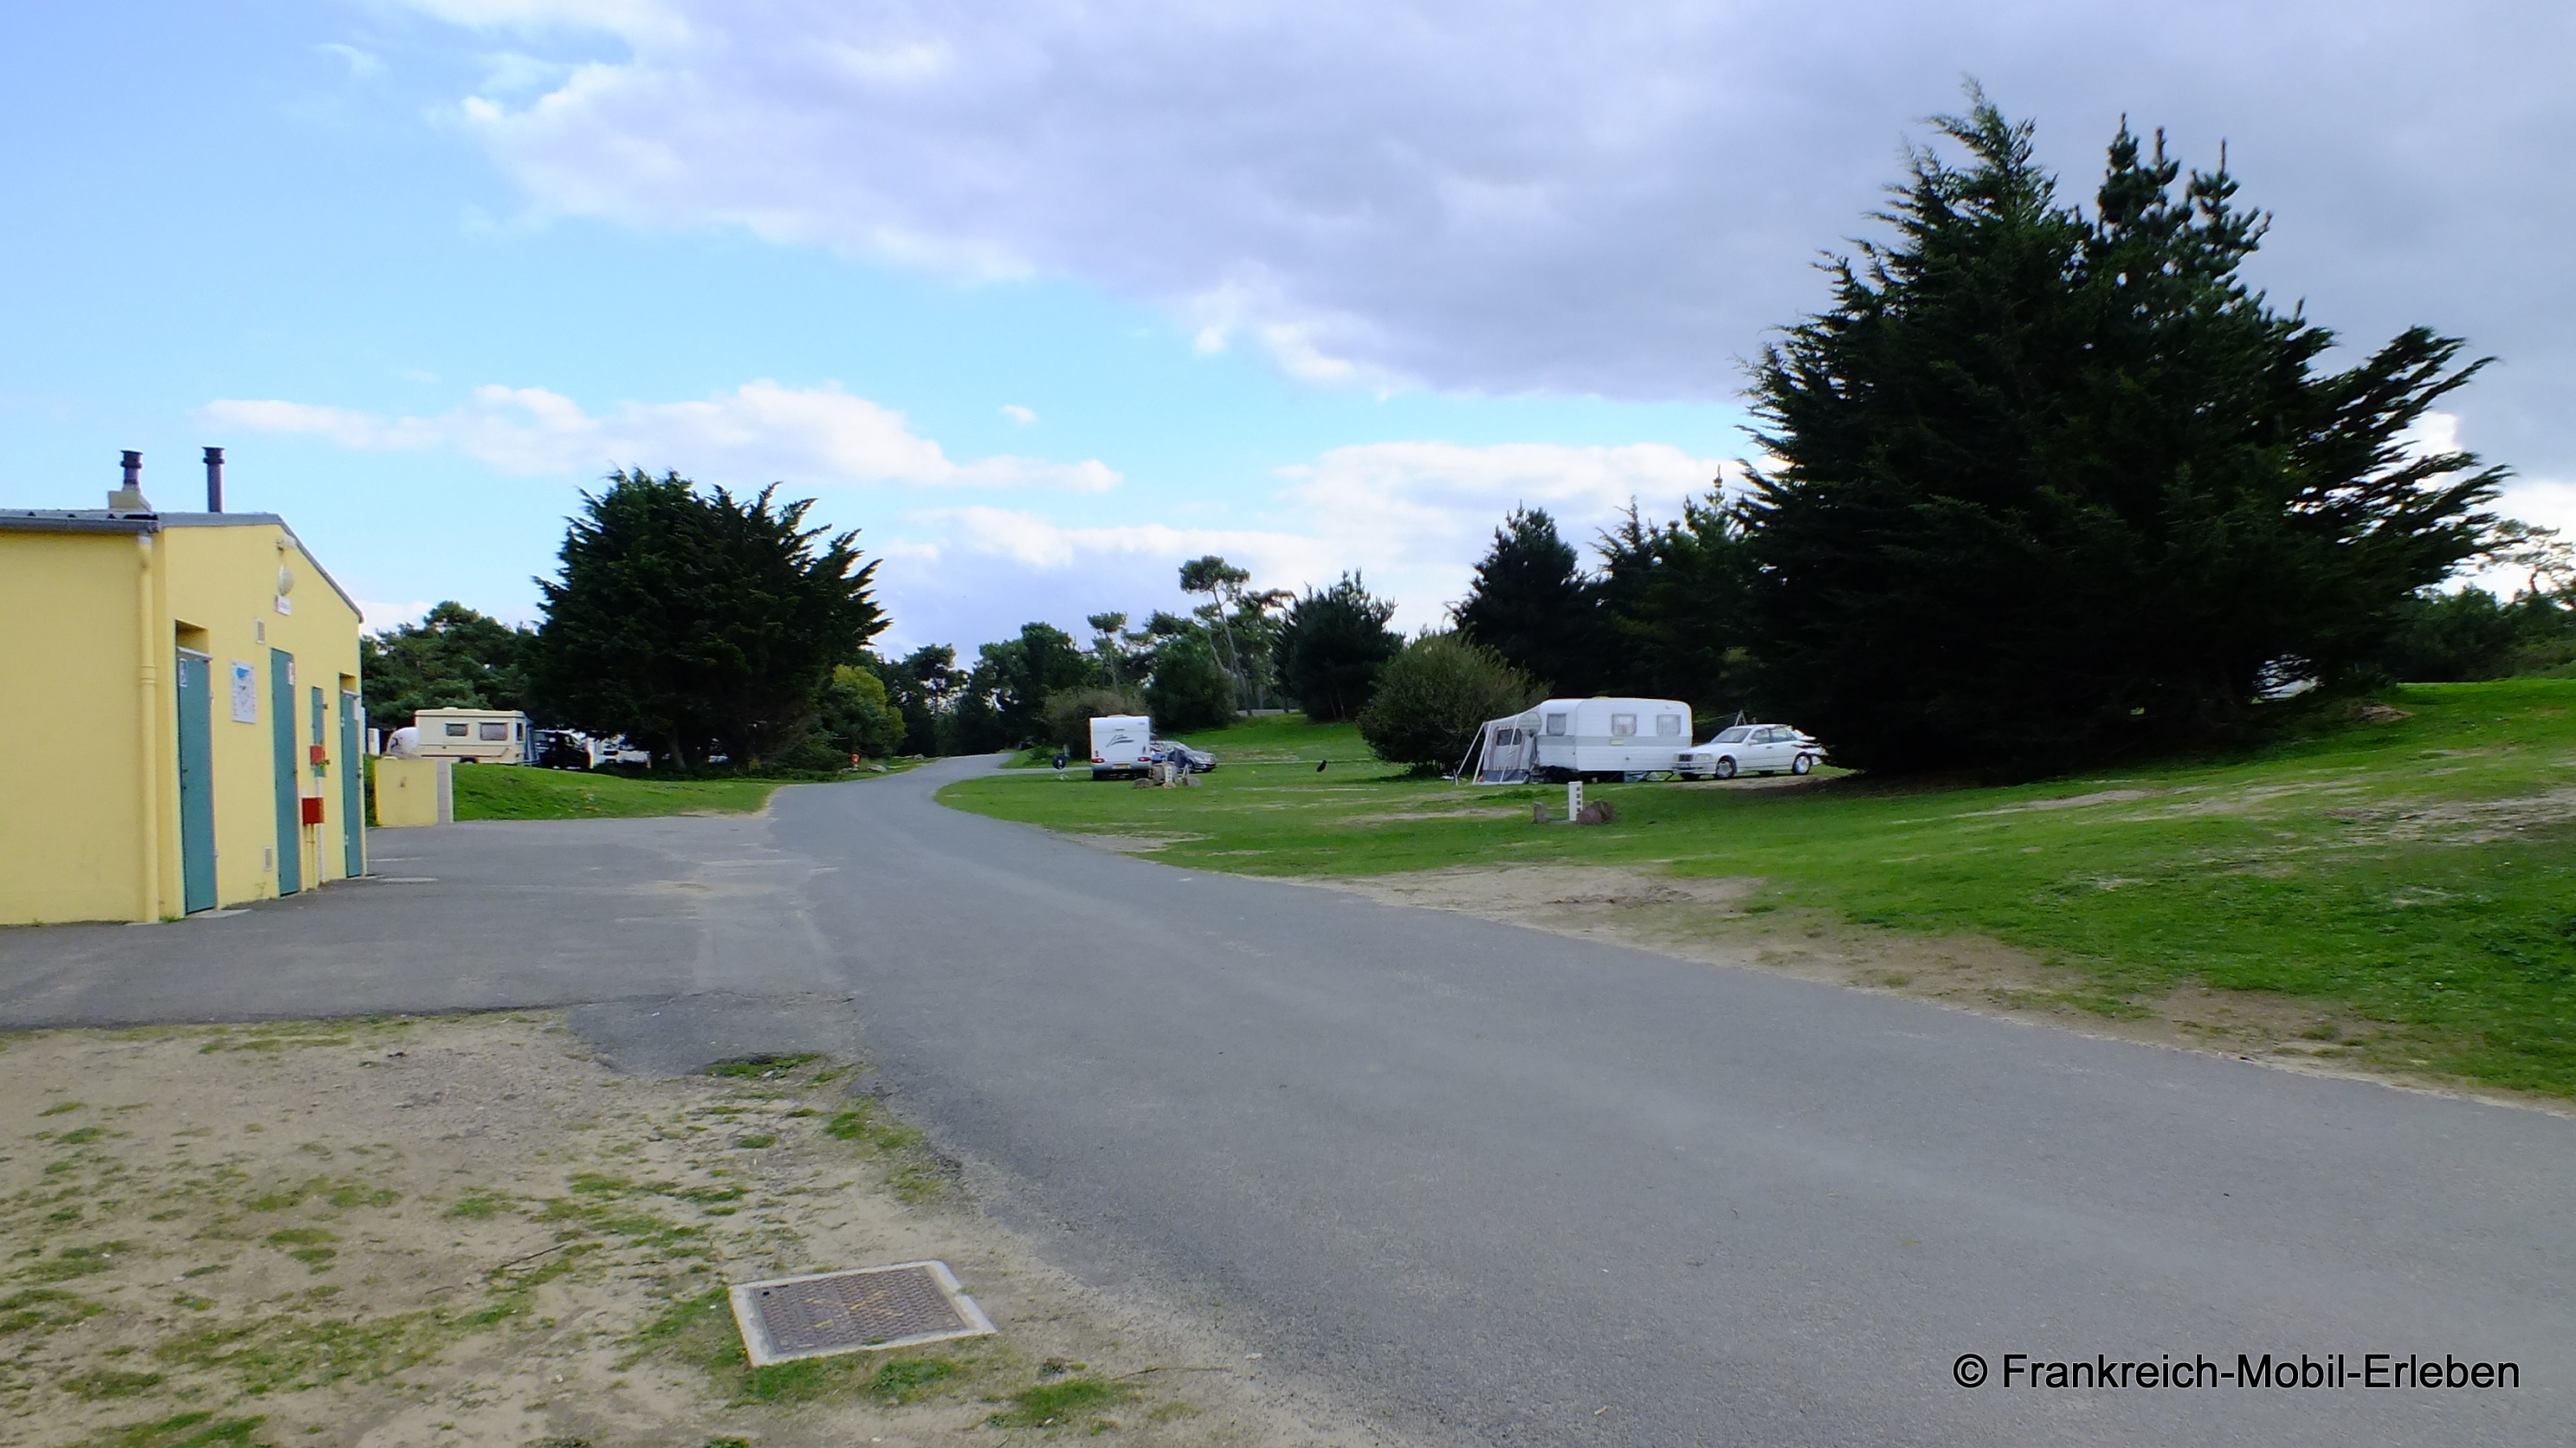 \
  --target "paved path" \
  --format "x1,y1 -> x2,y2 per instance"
6,758 -> 2573,1445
